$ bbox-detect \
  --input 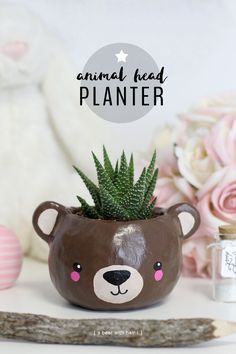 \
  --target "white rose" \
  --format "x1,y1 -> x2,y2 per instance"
175,135 -> 218,189
142,124 -> 178,159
